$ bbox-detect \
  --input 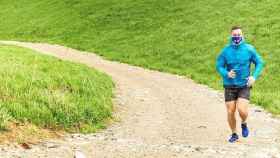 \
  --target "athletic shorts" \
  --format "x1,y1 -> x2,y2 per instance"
224,87 -> 251,102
